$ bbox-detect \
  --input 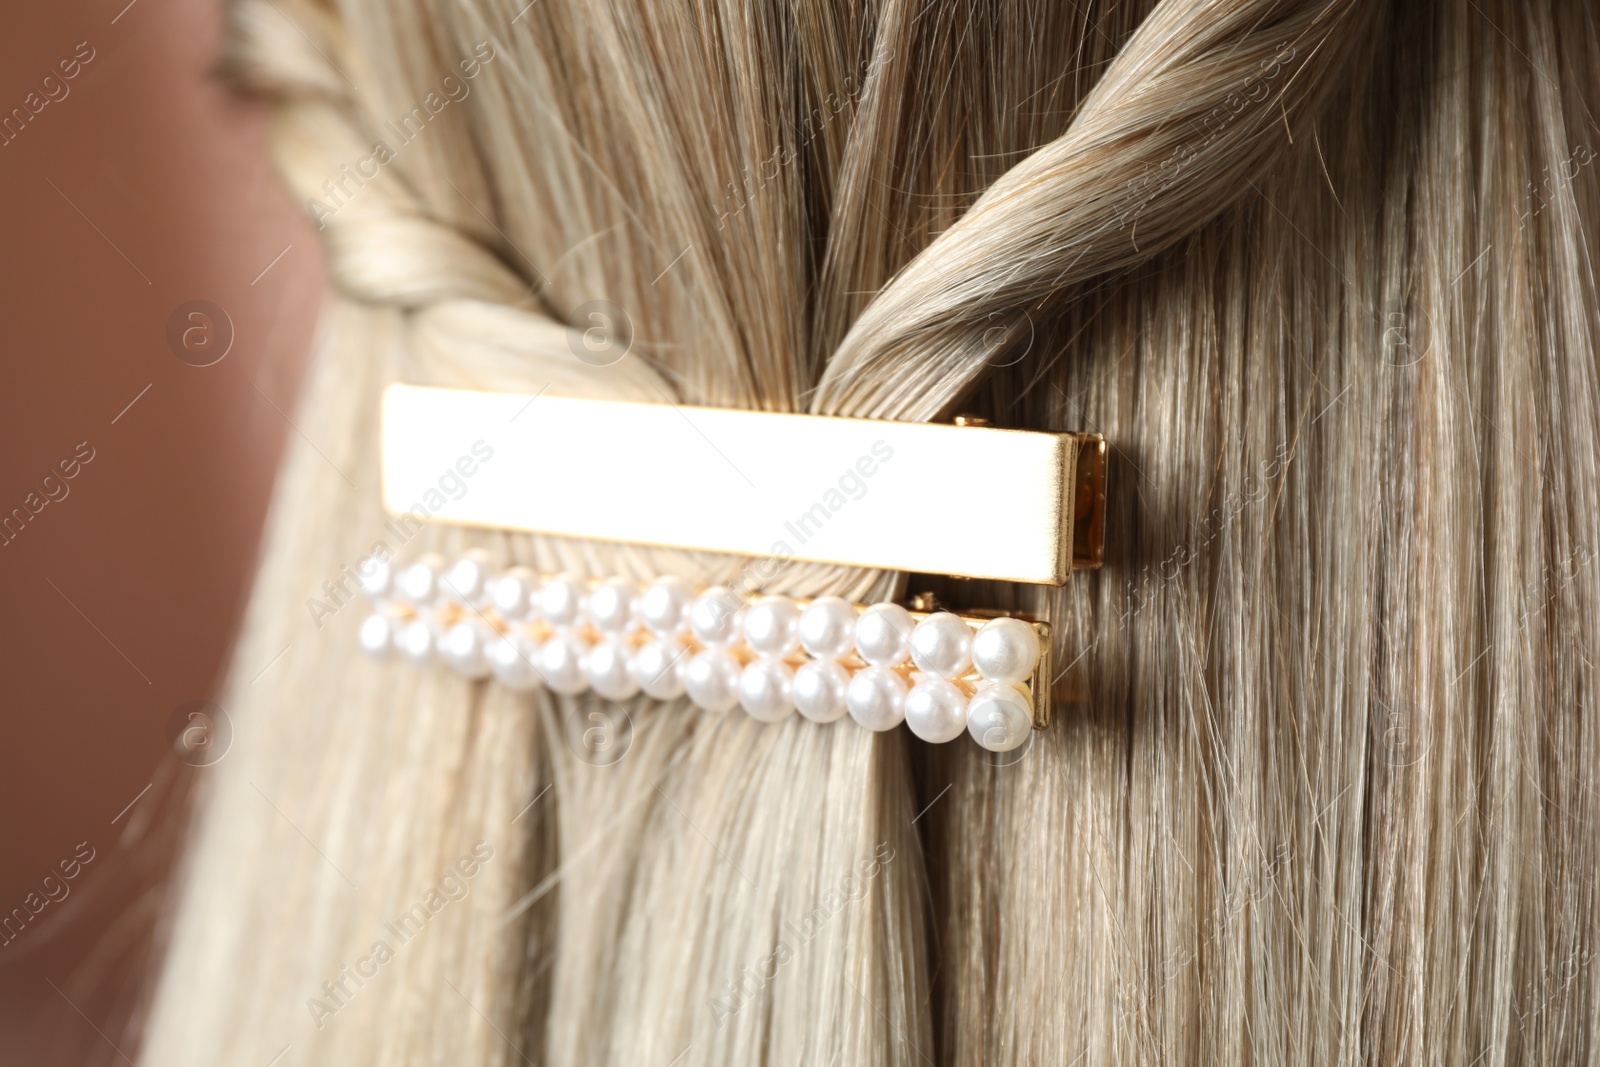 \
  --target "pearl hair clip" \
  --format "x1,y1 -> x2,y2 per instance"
357,552 -> 1054,751
374,384 -> 1108,747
